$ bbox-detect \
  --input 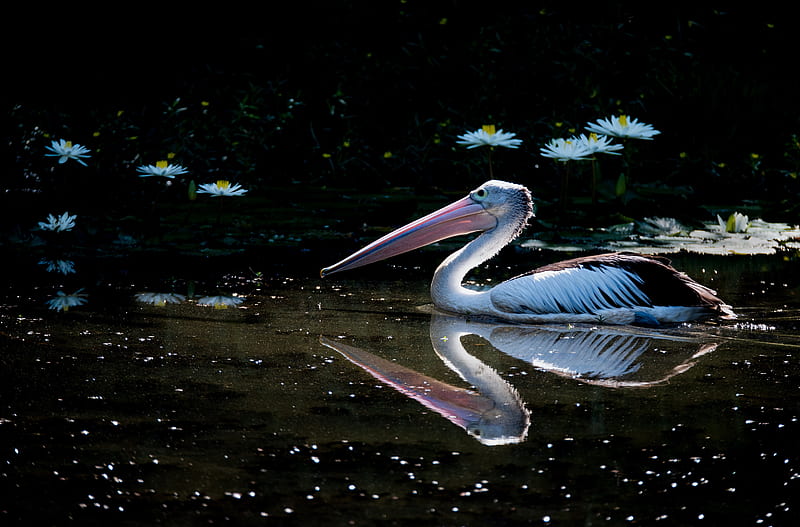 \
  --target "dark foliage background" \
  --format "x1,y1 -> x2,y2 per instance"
5,3 -> 800,235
